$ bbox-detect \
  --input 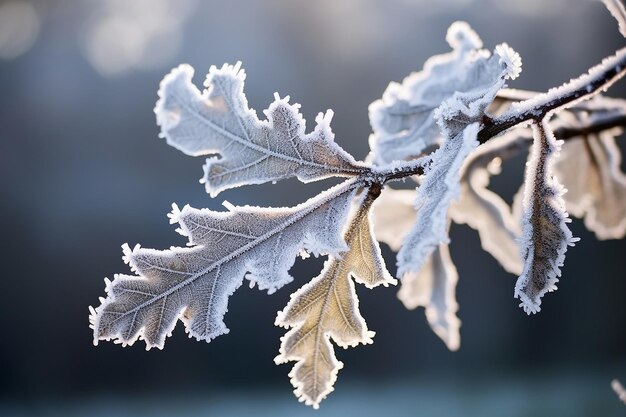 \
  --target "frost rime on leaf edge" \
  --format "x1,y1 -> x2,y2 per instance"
155,62 -> 364,197
274,189 -> 396,409
90,179 -> 359,350
515,120 -> 578,314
